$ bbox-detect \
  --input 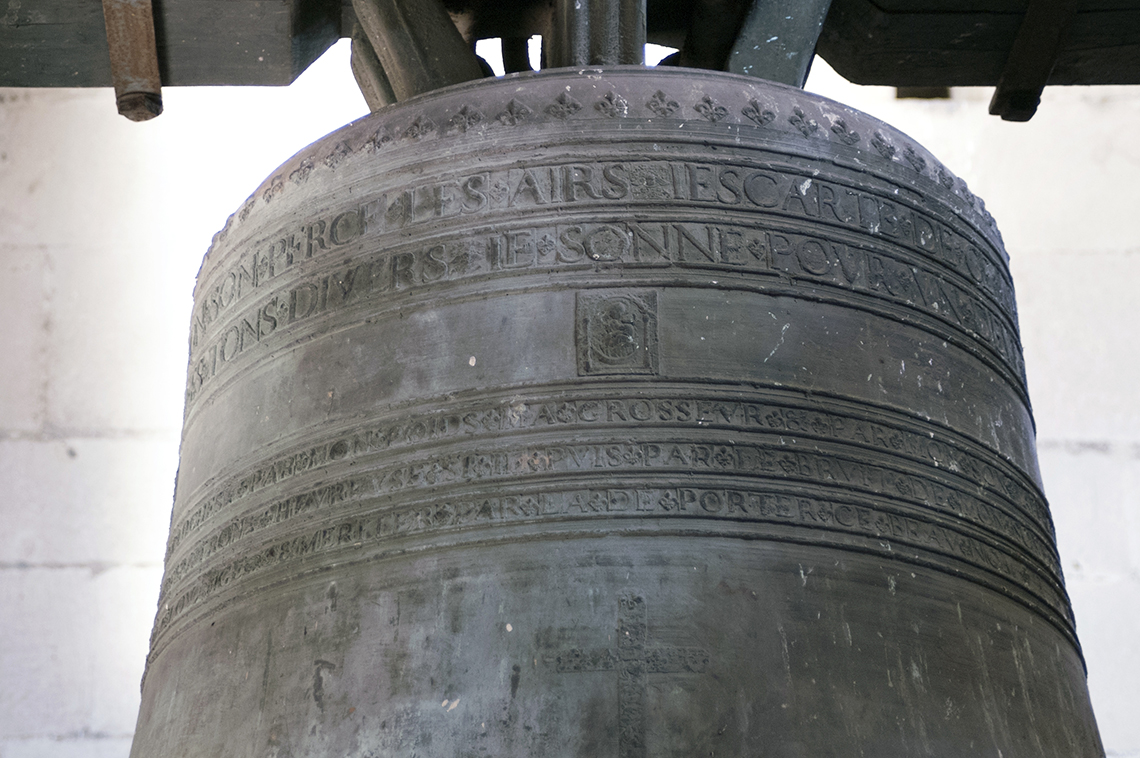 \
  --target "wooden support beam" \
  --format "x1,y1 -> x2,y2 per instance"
989,0 -> 1079,121
727,0 -> 833,88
